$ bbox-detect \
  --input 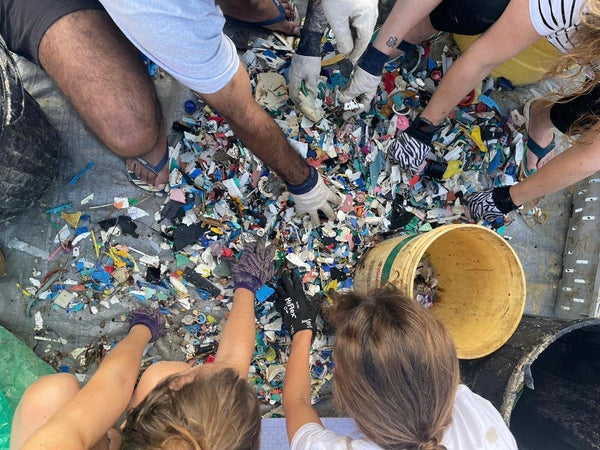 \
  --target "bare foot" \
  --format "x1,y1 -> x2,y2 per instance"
218,0 -> 300,35
126,146 -> 169,191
